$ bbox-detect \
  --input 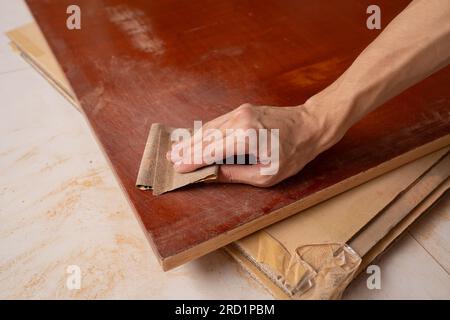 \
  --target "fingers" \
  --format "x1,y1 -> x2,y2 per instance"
167,122 -> 258,173
183,115 -> 229,150
166,114 -> 231,165
171,129 -> 253,173
166,103 -> 262,173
